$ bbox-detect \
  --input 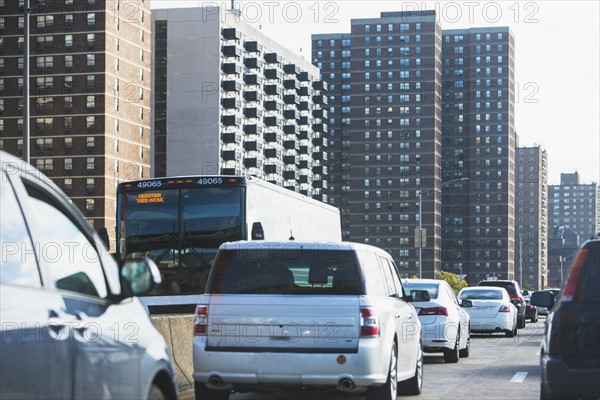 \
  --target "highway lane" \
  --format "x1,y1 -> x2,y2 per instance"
181,320 -> 545,400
